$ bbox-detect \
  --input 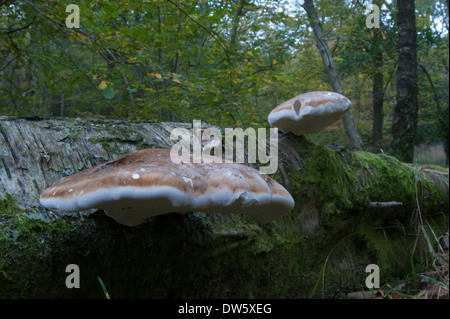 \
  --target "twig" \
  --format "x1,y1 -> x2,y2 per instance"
165,0 -> 230,63
421,168 -> 449,176
369,201 -> 403,209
